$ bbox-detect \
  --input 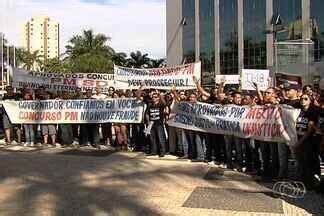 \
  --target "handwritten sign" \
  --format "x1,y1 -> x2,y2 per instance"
241,69 -> 269,91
